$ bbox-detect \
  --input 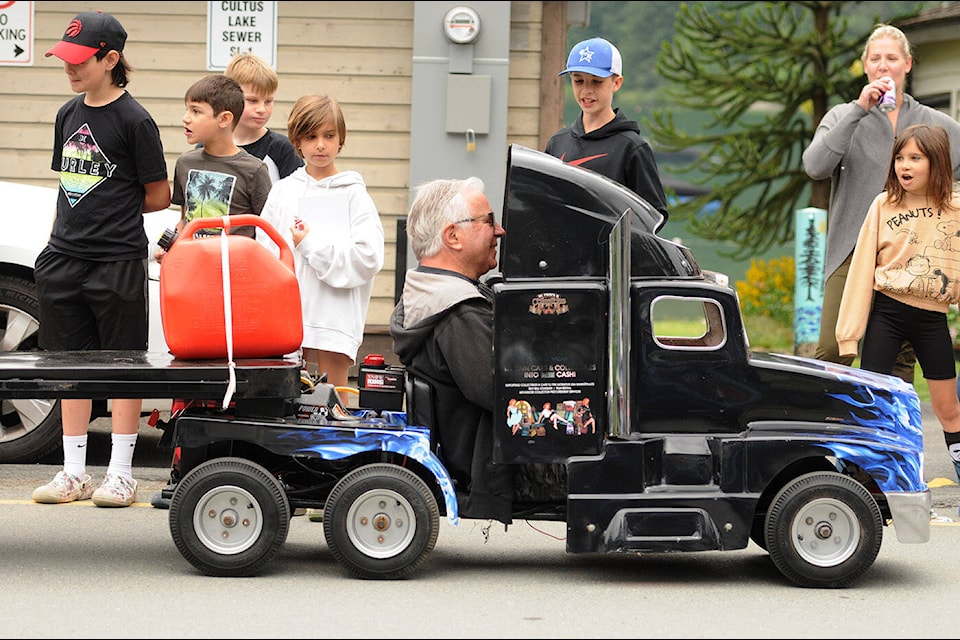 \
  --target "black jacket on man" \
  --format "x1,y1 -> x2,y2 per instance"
390,266 -> 515,524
